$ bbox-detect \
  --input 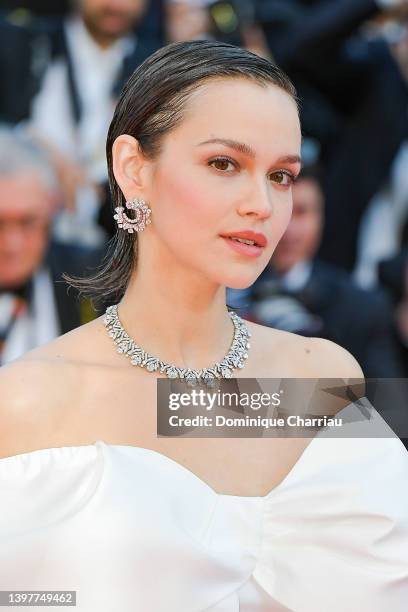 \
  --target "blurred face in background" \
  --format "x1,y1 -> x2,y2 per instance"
78,0 -> 147,46
271,176 -> 324,274
165,0 -> 211,43
0,175 -> 52,289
